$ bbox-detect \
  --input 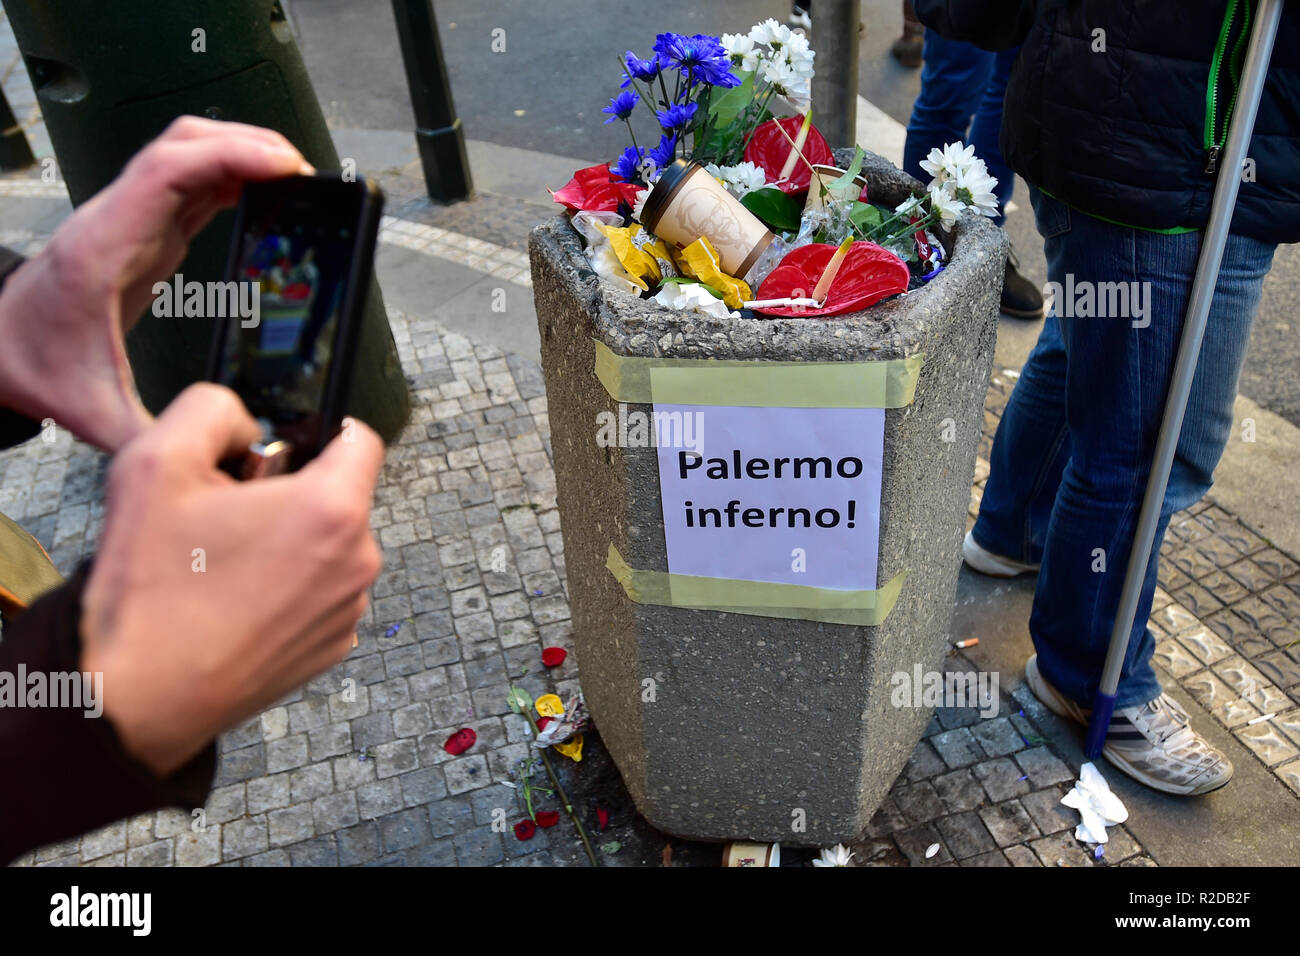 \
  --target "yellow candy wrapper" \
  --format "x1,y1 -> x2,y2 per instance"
553,734 -> 584,762
674,236 -> 752,309
596,224 -> 677,292
535,693 -> 565,718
